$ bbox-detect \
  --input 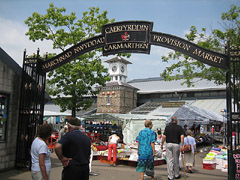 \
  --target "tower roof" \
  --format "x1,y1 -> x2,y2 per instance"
105,56 -> 132,64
